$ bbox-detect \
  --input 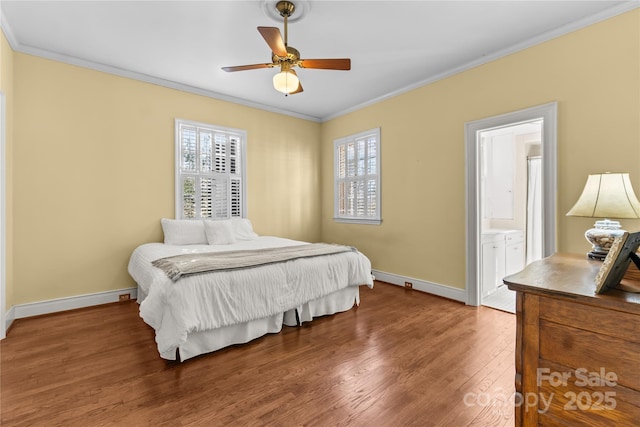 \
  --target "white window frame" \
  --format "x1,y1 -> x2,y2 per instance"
174,118 -> 247,220
333,127 -> 381,225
